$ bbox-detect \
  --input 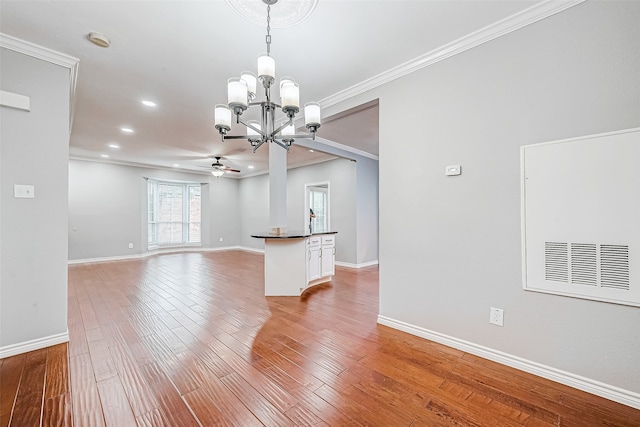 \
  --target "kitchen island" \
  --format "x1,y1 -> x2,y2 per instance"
251,231 -> 337,296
